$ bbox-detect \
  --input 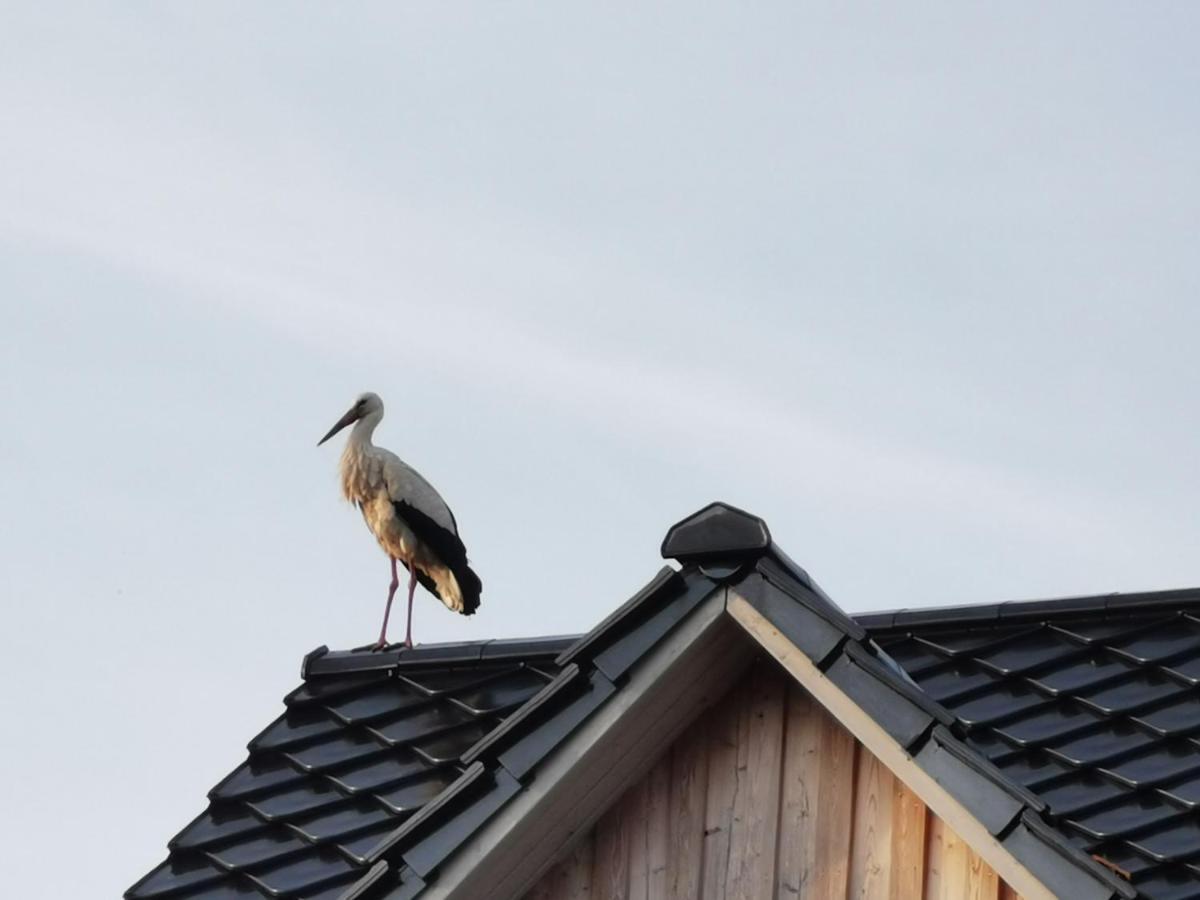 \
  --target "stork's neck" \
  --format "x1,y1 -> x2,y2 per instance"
347,412 -> 382,449
338,413 -> 384,503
